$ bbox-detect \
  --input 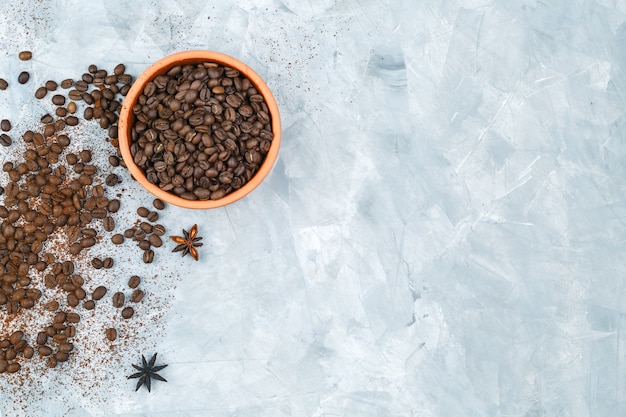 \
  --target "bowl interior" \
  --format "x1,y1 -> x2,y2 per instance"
118,50 -> 281,209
